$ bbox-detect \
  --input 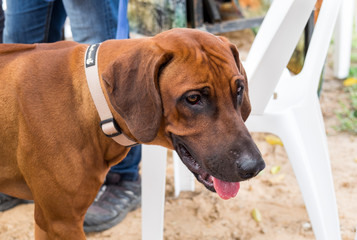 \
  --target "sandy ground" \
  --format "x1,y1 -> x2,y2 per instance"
0,30 -> 356,240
